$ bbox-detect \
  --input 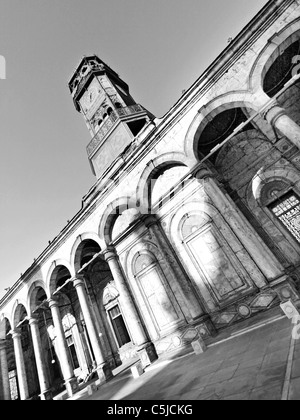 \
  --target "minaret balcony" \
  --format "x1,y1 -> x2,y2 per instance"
86,104 -> 147,158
